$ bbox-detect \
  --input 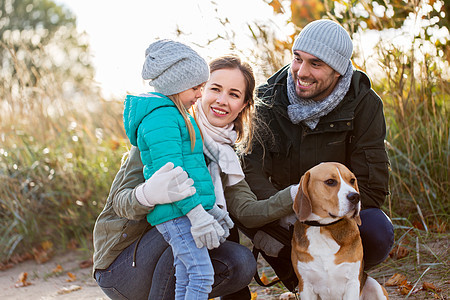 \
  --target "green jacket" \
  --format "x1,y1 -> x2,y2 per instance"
92,146 -> 293,273
123,93 -> 215,225
243,65 -> 390,209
